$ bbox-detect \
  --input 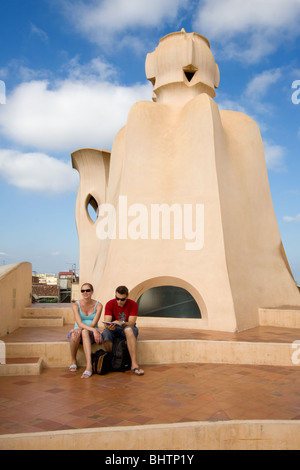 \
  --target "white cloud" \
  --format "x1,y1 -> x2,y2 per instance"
194,0 -> 300,38
0,77 -> 152,152
0,80 -> 5,105
245,69 -> 282,100
263,141 -> 287,172
64,56 -> 118,82
1,59 -> 51,83
0,54 -> 153,193
243,68 -> 283,114
216,95 -> 247,113
30,24 -> 49,43
0,150 -> 79,193
62,0 -> 188,47
283,214 -> 300,223
193,0 -> 300,62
